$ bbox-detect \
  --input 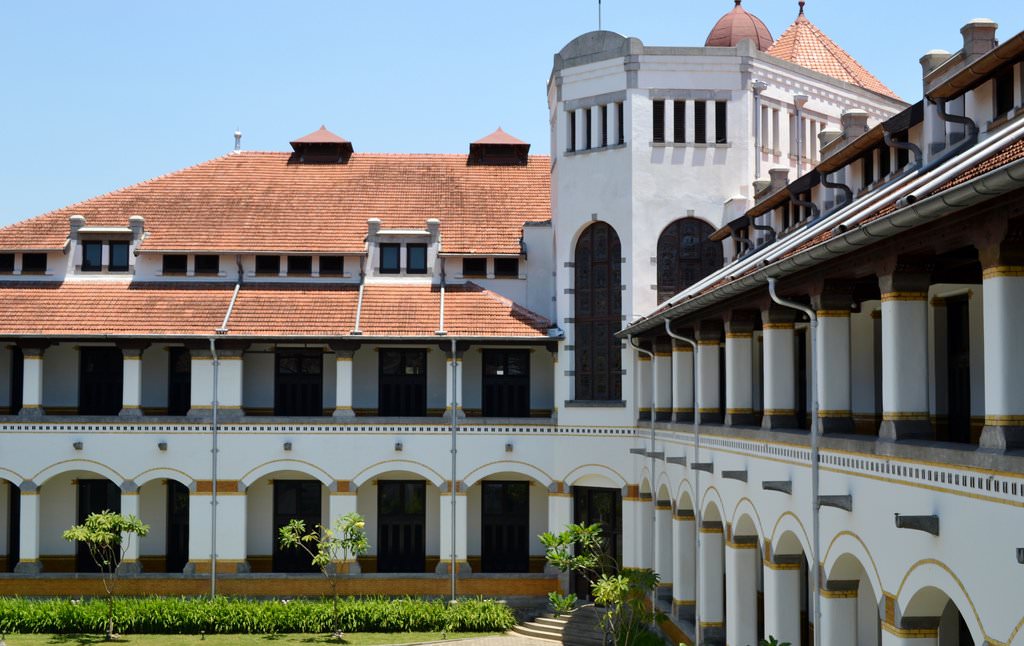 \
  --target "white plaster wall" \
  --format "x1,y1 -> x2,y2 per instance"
138,481 -> 166,556
42,343 -> 79,410
39,476 -> 77,556
141,344 -> 170,410
851,306 -> 878,417
242,349 -> 274,410
246,479 -> 273,556
351,346 -> 378,411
